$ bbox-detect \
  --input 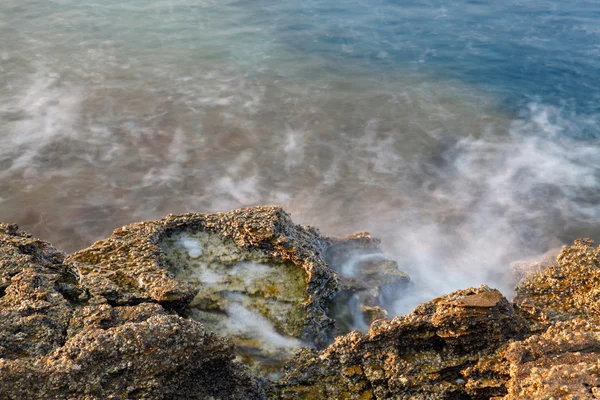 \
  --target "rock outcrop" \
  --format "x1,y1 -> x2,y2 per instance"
273,238 -> 600,400
0,222 -> 263,399
0,206 -> 405,397
273,285 -> 529,399
1,206 -> 599,399
66,206 -> 341,377
505,238 -> 600,399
